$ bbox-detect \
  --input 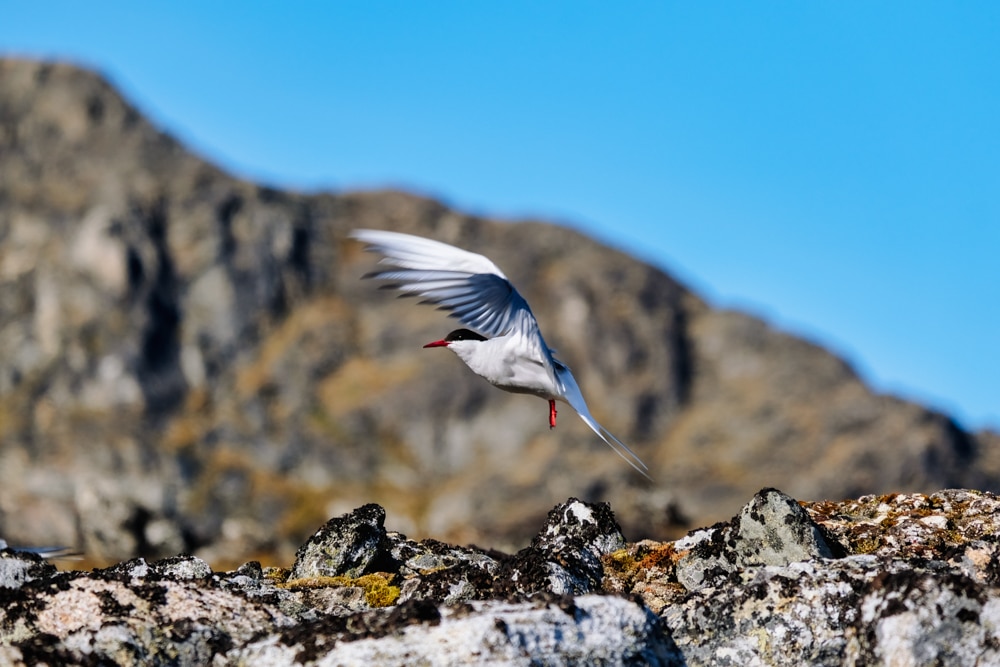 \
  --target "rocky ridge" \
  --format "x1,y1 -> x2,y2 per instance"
1,57 -> 998,565
4,489 -> 1000,665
